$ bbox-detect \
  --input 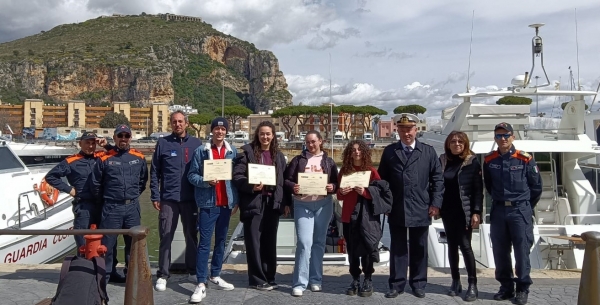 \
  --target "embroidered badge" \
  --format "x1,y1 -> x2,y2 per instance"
489,164 -> 501,169
129,160 -> 140,165
533,165 -> 539,173
108,161 -> 121,166
170,150 -> 177,157
510,165 -> 524,170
